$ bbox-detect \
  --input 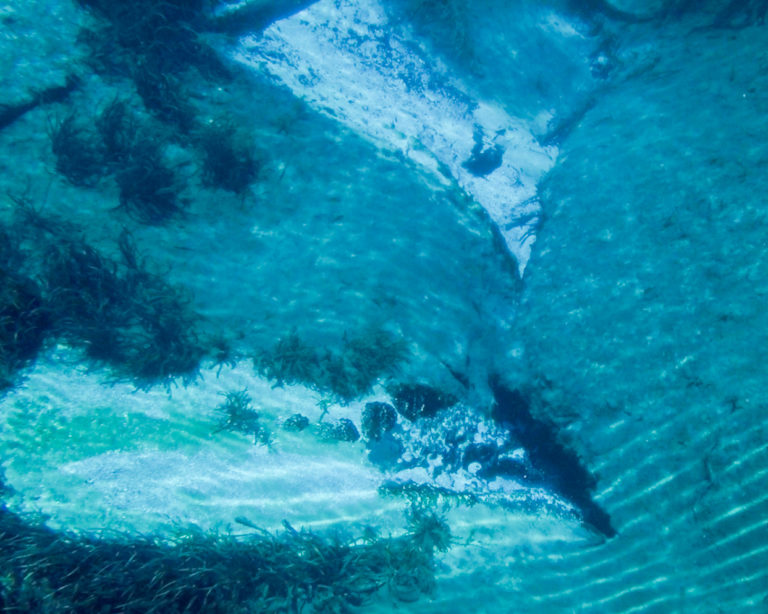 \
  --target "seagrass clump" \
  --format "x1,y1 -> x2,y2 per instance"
0,503 -> 447,613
